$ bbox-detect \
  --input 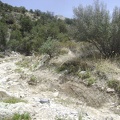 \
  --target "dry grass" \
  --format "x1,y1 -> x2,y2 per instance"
60,82 -> 108,108
95,59 -> 120,73
94,58 -> 120,82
